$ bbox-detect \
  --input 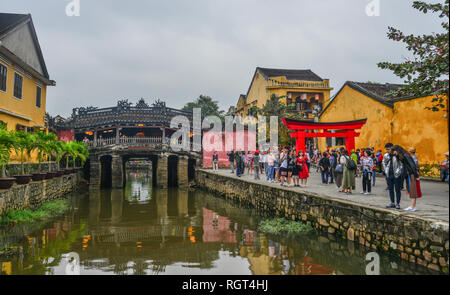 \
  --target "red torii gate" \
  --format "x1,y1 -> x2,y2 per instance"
281,118 -> 367,153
